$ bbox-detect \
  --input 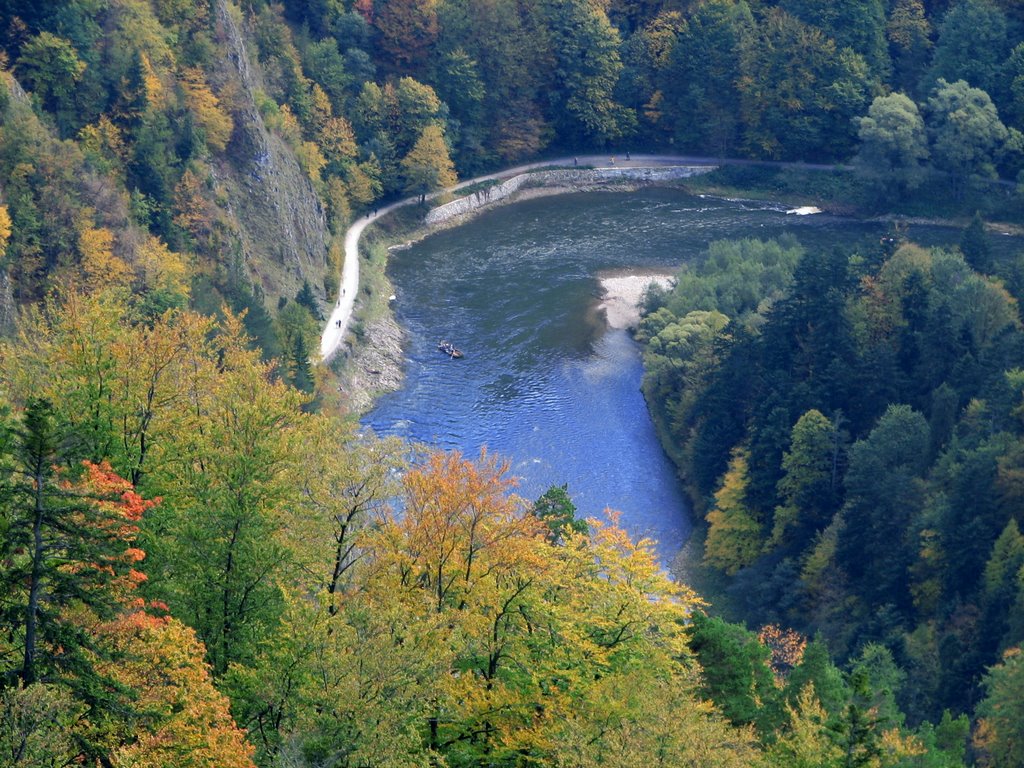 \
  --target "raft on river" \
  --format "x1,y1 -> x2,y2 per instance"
438,340 -> 464,359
